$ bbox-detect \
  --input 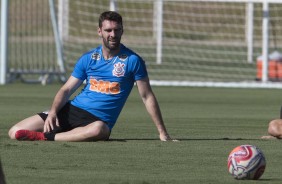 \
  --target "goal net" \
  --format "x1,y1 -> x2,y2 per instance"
5,0 -> 65,84
4,0 -> 282,87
